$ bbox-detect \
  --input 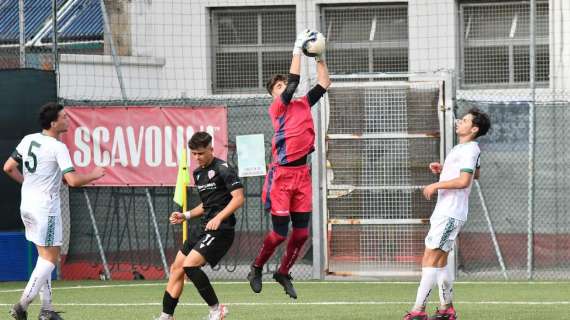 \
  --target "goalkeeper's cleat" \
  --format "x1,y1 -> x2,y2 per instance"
429,306 -> 457,320
272,272 -> 297,299
403,310 -> 428,320
246,265 -> 263,293
9,303 -> 27,320
38,310 -> 64,320
207,304 -> 228,320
